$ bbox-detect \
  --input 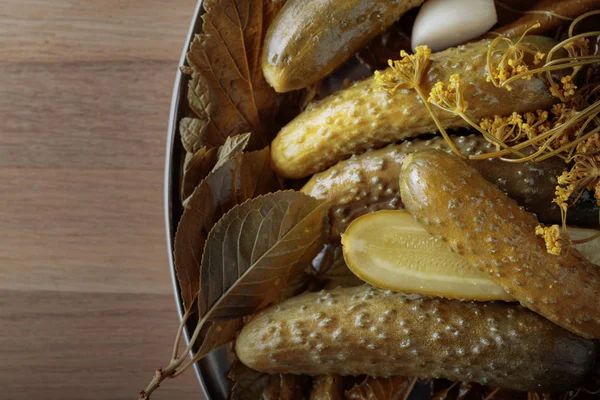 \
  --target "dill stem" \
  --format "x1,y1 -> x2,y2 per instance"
548,31 -> 600,60
457,111 -> 528,158
486,35 -> 508,89
542,31 -> 600,99
500,56 -> 600,89
470,101 -> 600,161
569,10 -> 600,37
414,86 -> 466,159
535,124 -> 600,161
502,127 -> 569,163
